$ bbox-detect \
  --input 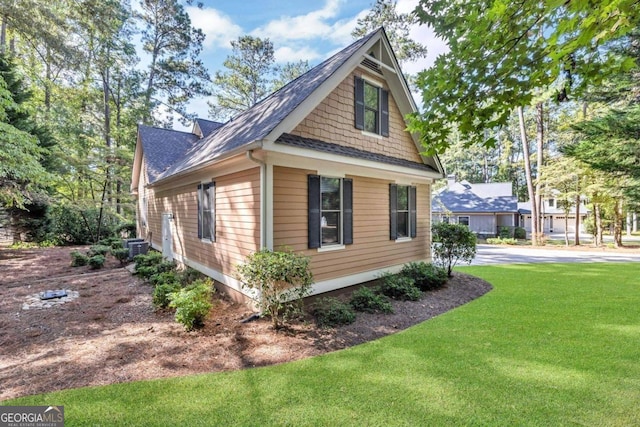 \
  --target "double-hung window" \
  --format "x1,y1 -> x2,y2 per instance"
197,181 -> 215,241
354,76 -> 389,136
308,175 -> 353,249
390,184 -> 417,240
